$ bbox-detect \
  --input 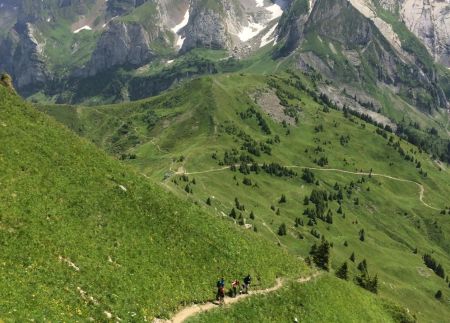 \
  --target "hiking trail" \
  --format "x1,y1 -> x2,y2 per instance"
178,164 -> 441,211
157,273 -> 320,323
